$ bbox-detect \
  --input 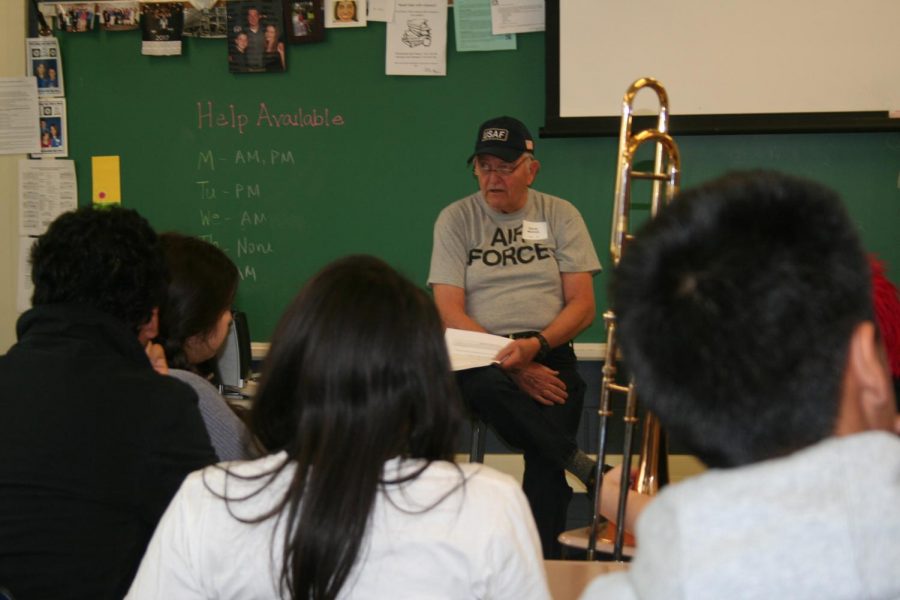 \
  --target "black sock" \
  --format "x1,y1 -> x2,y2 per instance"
565,450 -> 596,487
